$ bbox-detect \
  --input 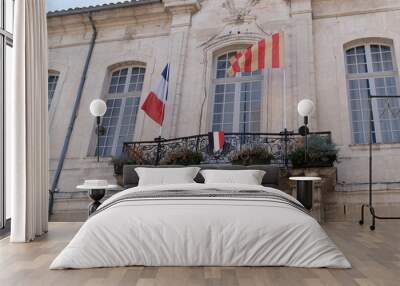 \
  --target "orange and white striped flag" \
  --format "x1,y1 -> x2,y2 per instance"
227,32 -> 284,76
